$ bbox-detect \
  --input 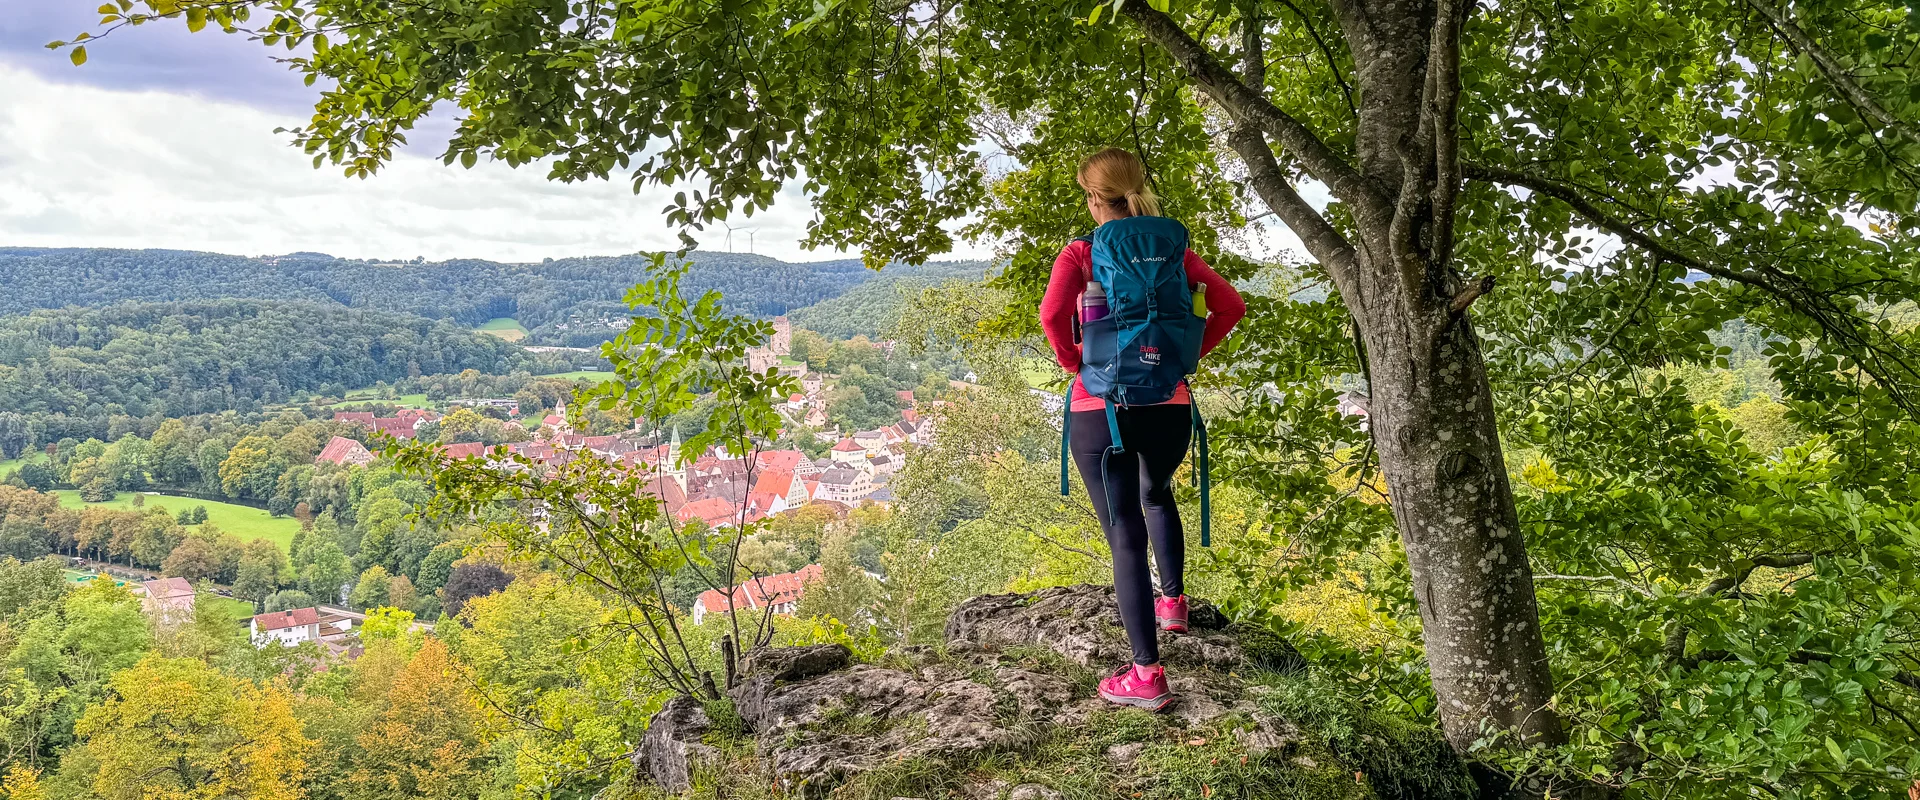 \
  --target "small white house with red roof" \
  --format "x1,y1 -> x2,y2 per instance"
138,577 -> 196,625
752,468 -> 808,508
251,607 -> 322,646
690,564 -> 824,625
250,607 -> 355,647
829,437 -> 867,466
